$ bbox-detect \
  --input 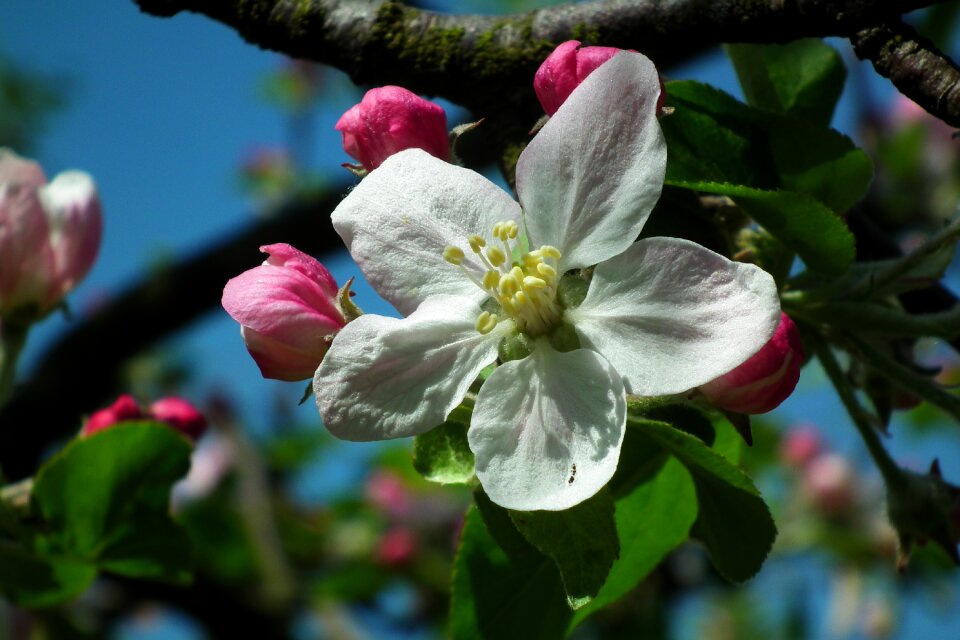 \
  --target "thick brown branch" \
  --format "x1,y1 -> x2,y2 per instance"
0,187 -> 349,480
132,0 -> 938,113
852,20 -> 960,128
